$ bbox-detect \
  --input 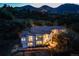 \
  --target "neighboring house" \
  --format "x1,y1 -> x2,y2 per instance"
20,26 -> 66,48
